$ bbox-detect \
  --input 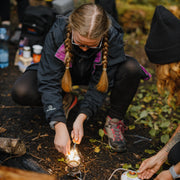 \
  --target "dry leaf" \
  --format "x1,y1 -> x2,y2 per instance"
0,127 -> 7,133
94,146 -> 100,153
37,144 -> 42,151
23,129 -> 33,134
